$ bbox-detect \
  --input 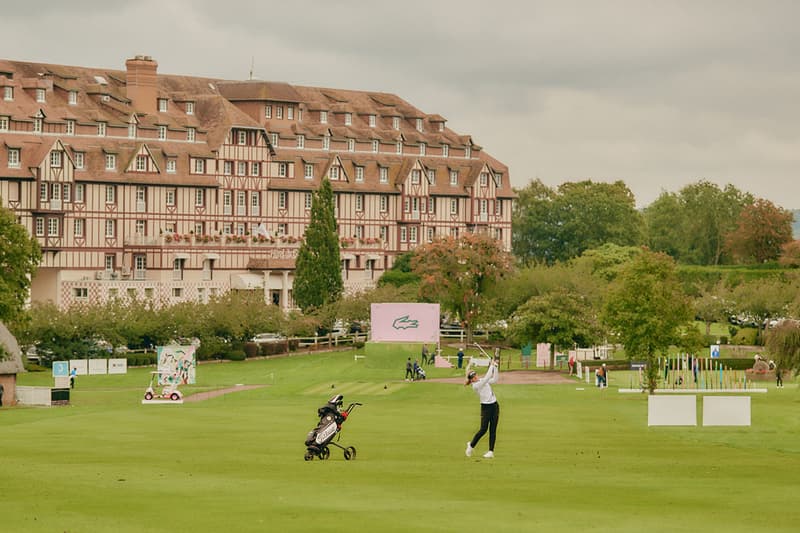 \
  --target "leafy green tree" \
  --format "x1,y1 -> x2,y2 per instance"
725,199 -> 794,264
508,288 -> 601,369
293,178 -> 343,311
765,320 -> 800,375
412,233 -> 511,343
603,250 -> 694,393
693,282 -> 734,335
0,198 -> 42,322
378,251 -> 420,287
730,277 -> 792,344
512,179 -> 643,264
